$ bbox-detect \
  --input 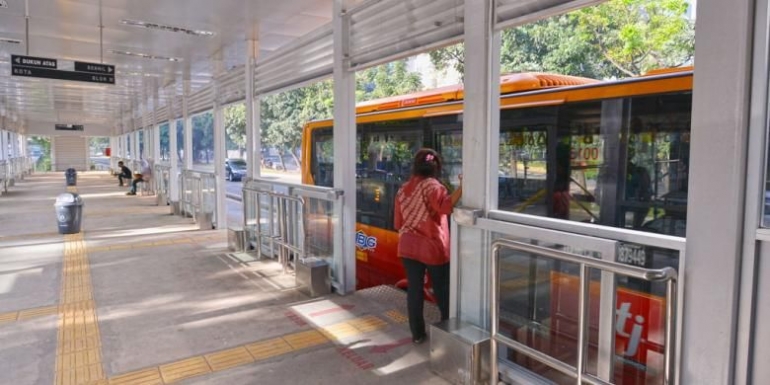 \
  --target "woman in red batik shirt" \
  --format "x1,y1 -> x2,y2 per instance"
394,148 -> 463,344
